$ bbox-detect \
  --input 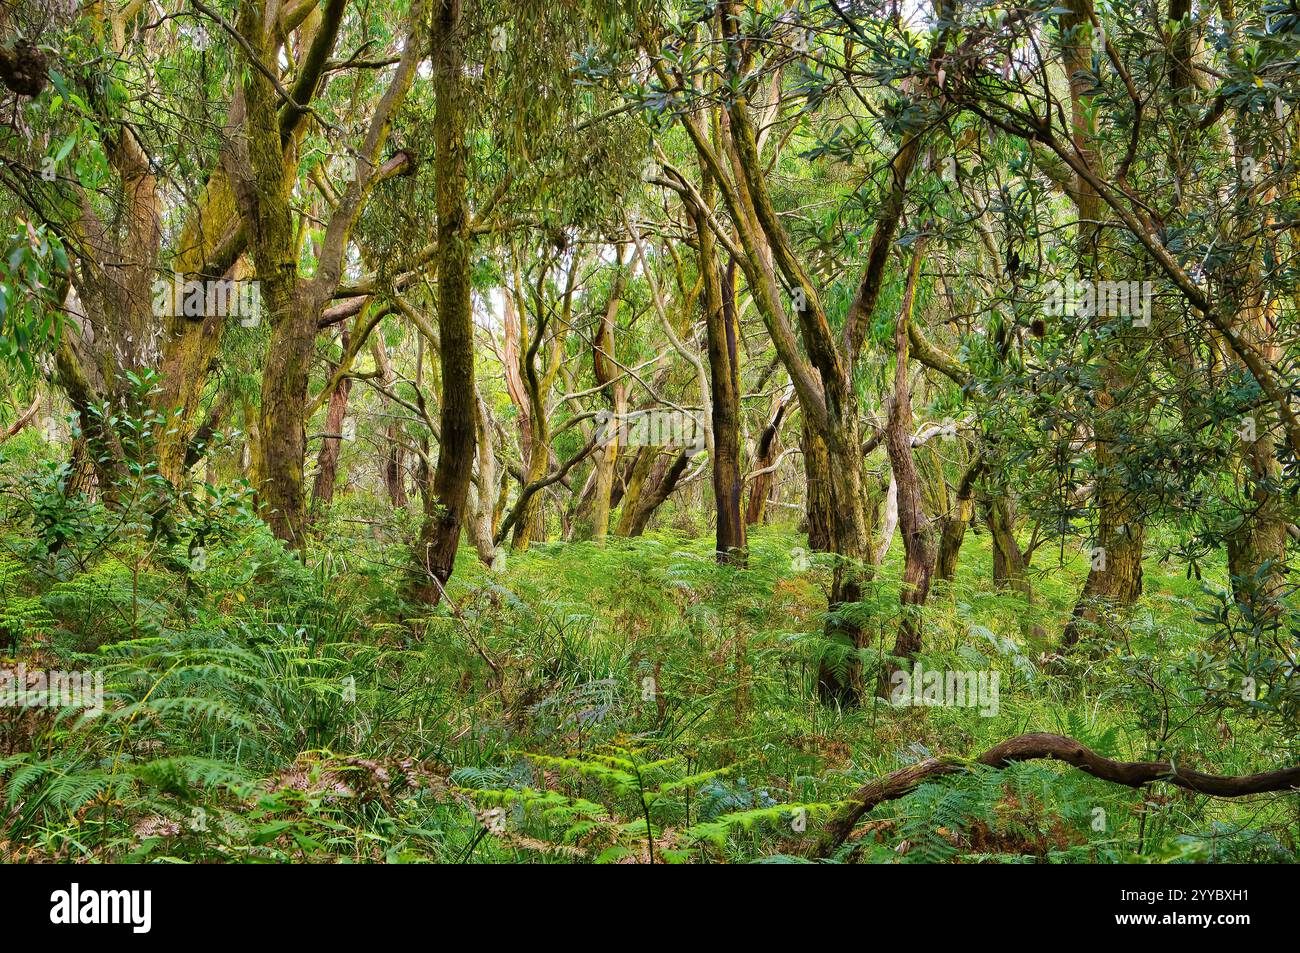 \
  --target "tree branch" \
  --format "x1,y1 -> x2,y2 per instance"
817,732 -> 1300,857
